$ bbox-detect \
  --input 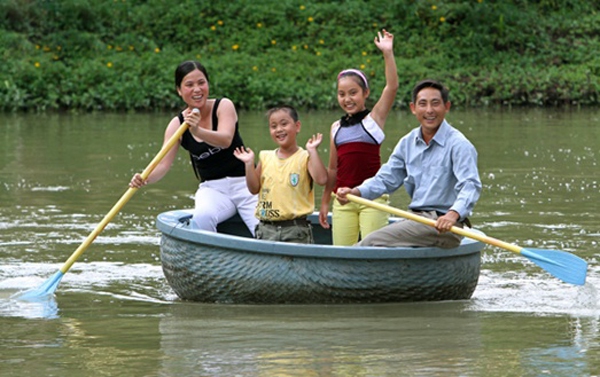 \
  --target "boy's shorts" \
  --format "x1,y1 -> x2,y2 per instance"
255,217 -> 314,244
